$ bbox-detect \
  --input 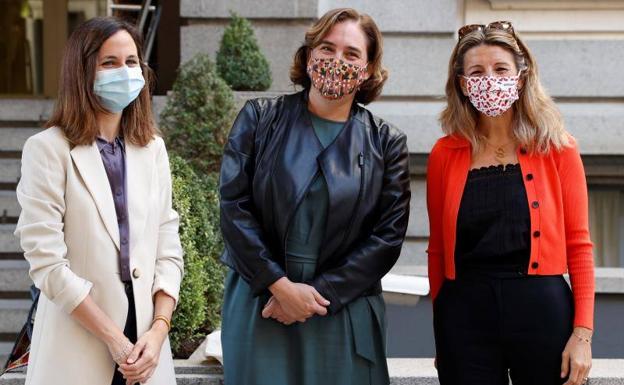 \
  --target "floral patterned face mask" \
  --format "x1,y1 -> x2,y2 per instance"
463,70 -> 522,117
307,57 -> 367,100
